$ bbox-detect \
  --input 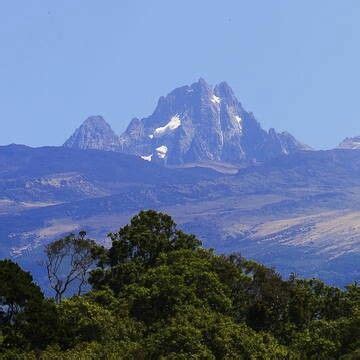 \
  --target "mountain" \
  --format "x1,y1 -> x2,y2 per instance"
63,116 -> 121,151
119,79 -> 310,165
338,135 -> 360,150
1,145 -> 360,288
64,79 -> 310,165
